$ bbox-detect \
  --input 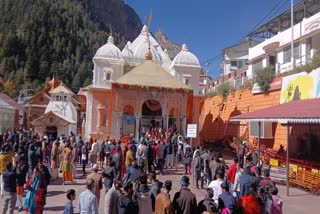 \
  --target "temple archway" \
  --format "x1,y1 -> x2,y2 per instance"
142,99 -> 162,116
141,99 -> 162,132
